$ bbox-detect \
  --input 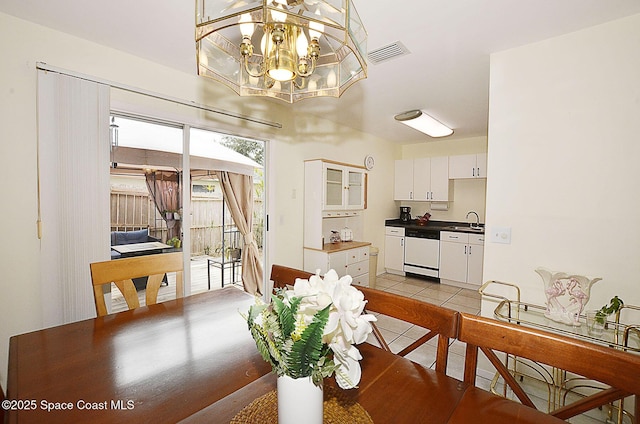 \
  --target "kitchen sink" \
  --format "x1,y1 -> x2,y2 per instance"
448,226 -> 484,232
